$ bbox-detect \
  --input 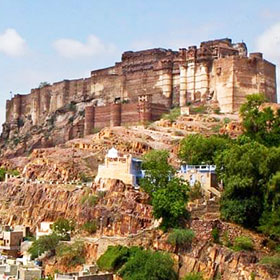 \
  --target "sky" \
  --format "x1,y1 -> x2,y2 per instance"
0,0 -> 279,128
